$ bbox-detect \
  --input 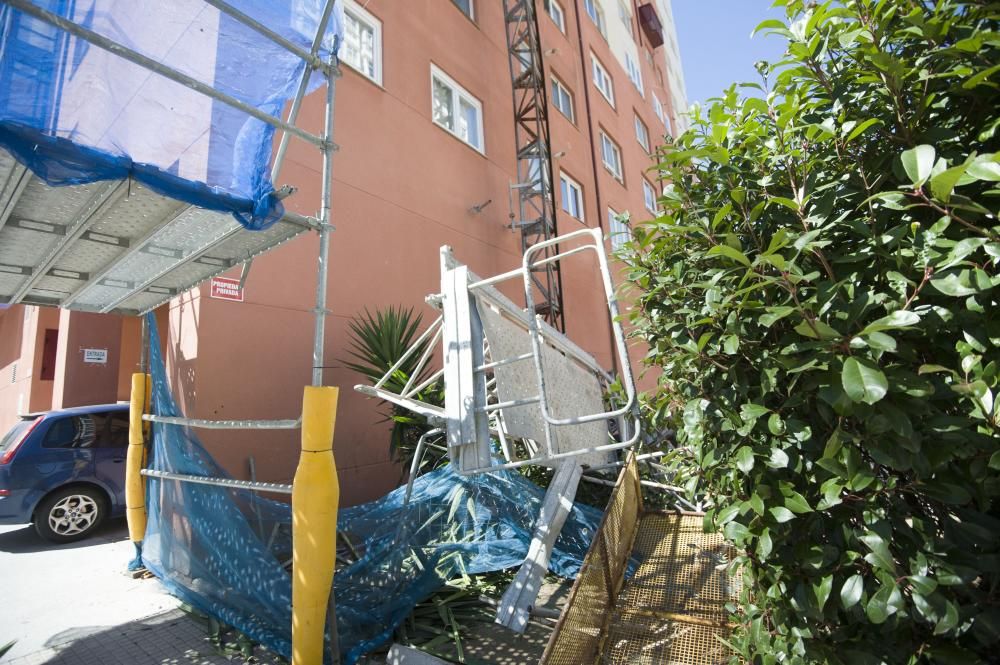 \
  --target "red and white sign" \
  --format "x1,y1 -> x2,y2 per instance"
210,277 -> 244,302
